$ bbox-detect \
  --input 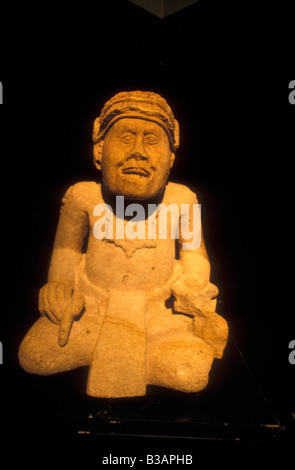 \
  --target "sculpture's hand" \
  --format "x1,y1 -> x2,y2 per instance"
171,274 -> 228,358
192,312 -> 228,358
171,274 -> 219,317
38,280 -> 85,347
